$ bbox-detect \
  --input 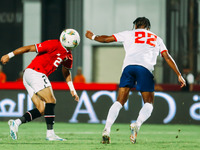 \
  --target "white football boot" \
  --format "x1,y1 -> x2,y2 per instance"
102,129 -> 111,144
8,119 -> 19,140
130,122 -> 139,144
46,130 -> 66,141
